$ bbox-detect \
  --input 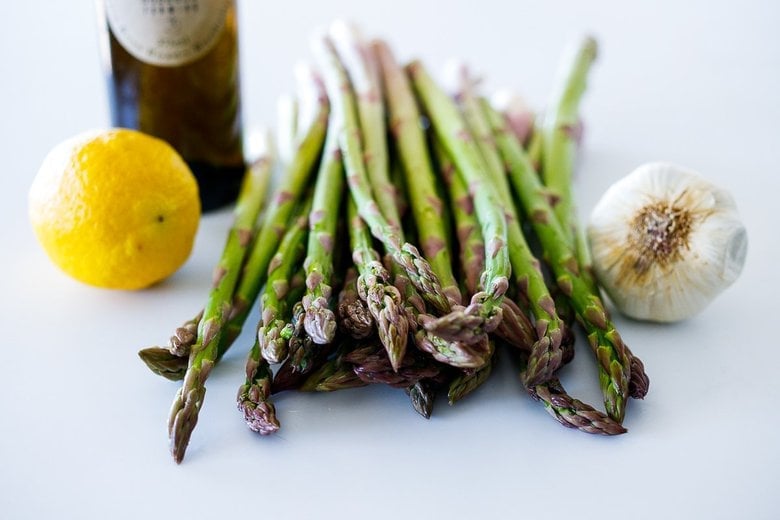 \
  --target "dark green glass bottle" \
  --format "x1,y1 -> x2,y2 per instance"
97,0 -> 244,211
